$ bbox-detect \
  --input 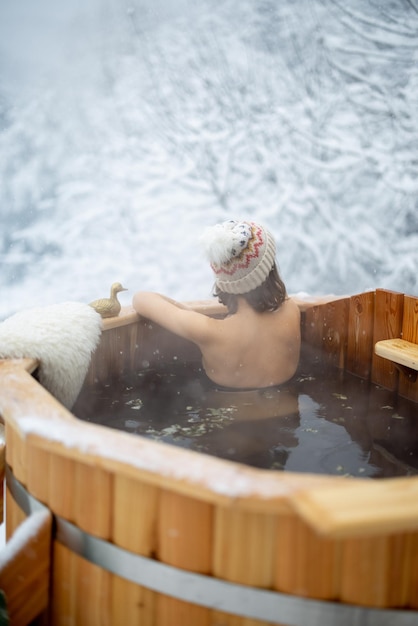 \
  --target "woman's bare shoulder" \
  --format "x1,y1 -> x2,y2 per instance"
278,297 -> 301,319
